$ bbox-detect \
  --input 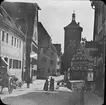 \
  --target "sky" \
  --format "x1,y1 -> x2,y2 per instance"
5,0 -> 94,53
